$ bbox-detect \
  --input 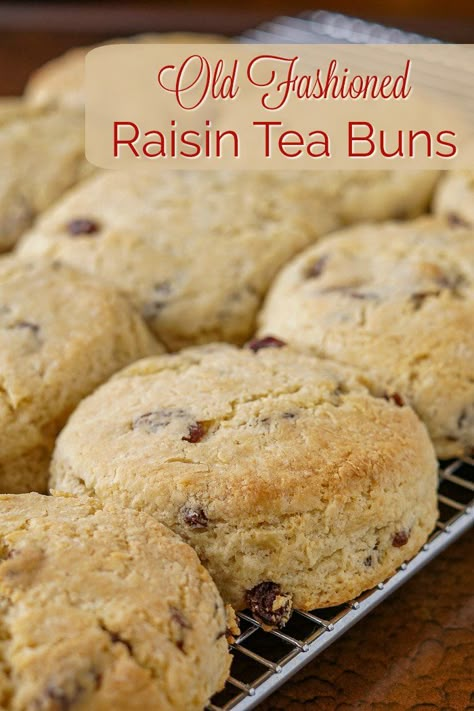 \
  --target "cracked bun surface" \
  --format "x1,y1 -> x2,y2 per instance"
51,343 -> 438,616
0,493 -> 230,711
259,218 -> 474,459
